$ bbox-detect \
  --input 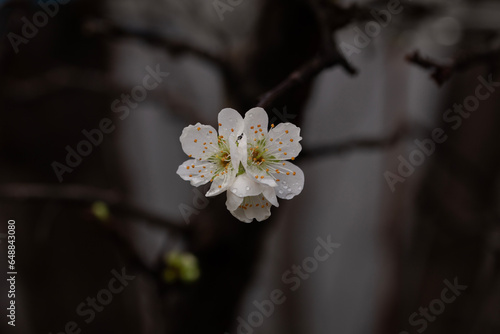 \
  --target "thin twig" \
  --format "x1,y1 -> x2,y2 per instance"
257,0 -> 357,109
257,54 -> 355,109
406,49 -> 500,86
0,183 -> 187,234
